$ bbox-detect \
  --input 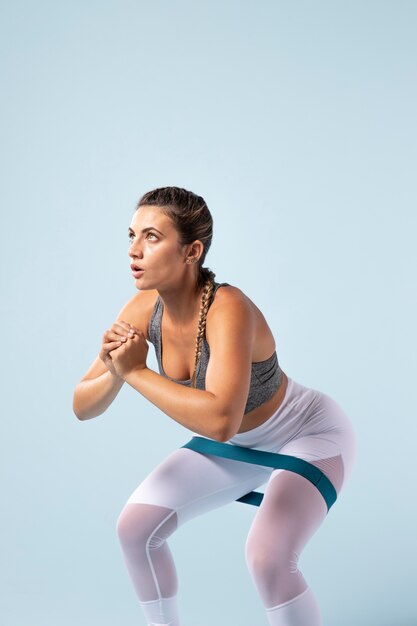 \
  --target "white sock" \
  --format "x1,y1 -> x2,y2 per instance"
265,586 -> 322,626
138,594 -> 180,626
